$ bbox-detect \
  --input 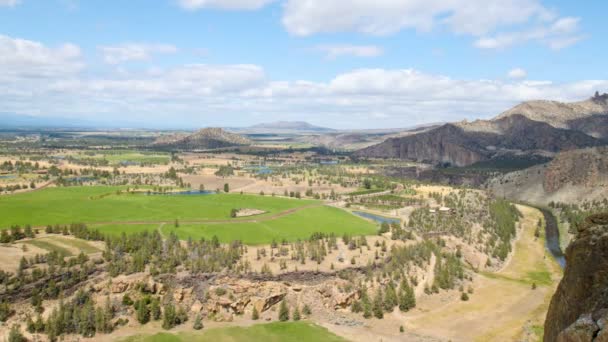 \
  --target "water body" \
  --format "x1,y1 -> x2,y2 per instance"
245,166 -> 273,175
65,176 -> 96,182
0,175 -> 16,179
539,207 -> 566,268
145,190 -> 216,196
353,211 -> 400,224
